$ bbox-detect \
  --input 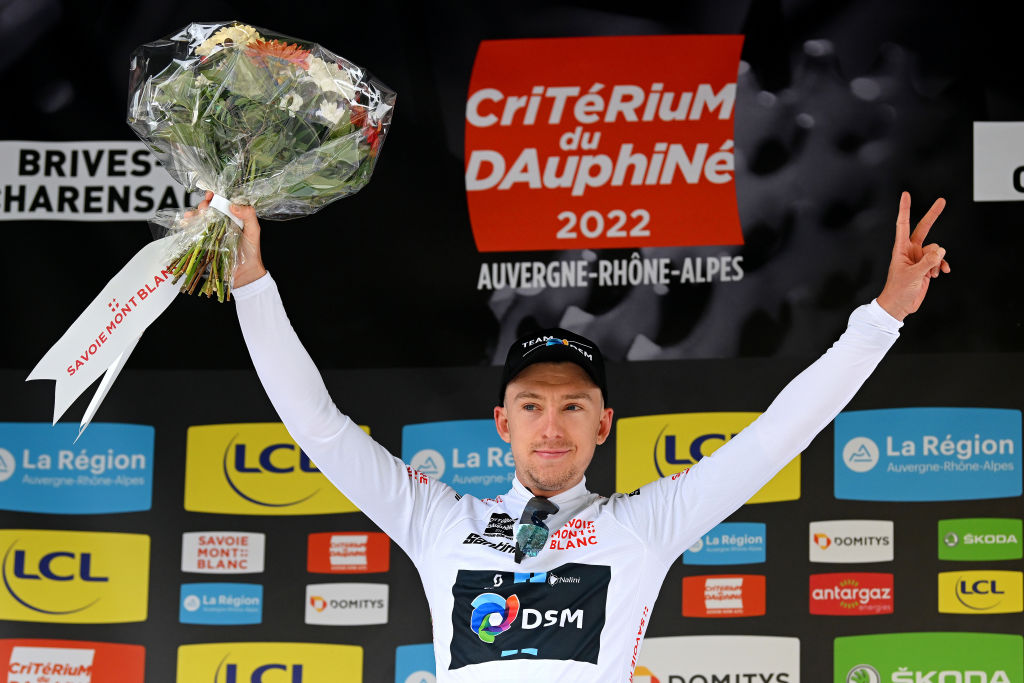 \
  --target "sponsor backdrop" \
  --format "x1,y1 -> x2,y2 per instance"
2,1 -> 1023,682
